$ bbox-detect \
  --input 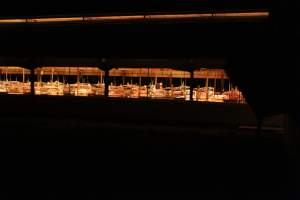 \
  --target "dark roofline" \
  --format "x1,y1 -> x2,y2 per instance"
0,0 -> 270,19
